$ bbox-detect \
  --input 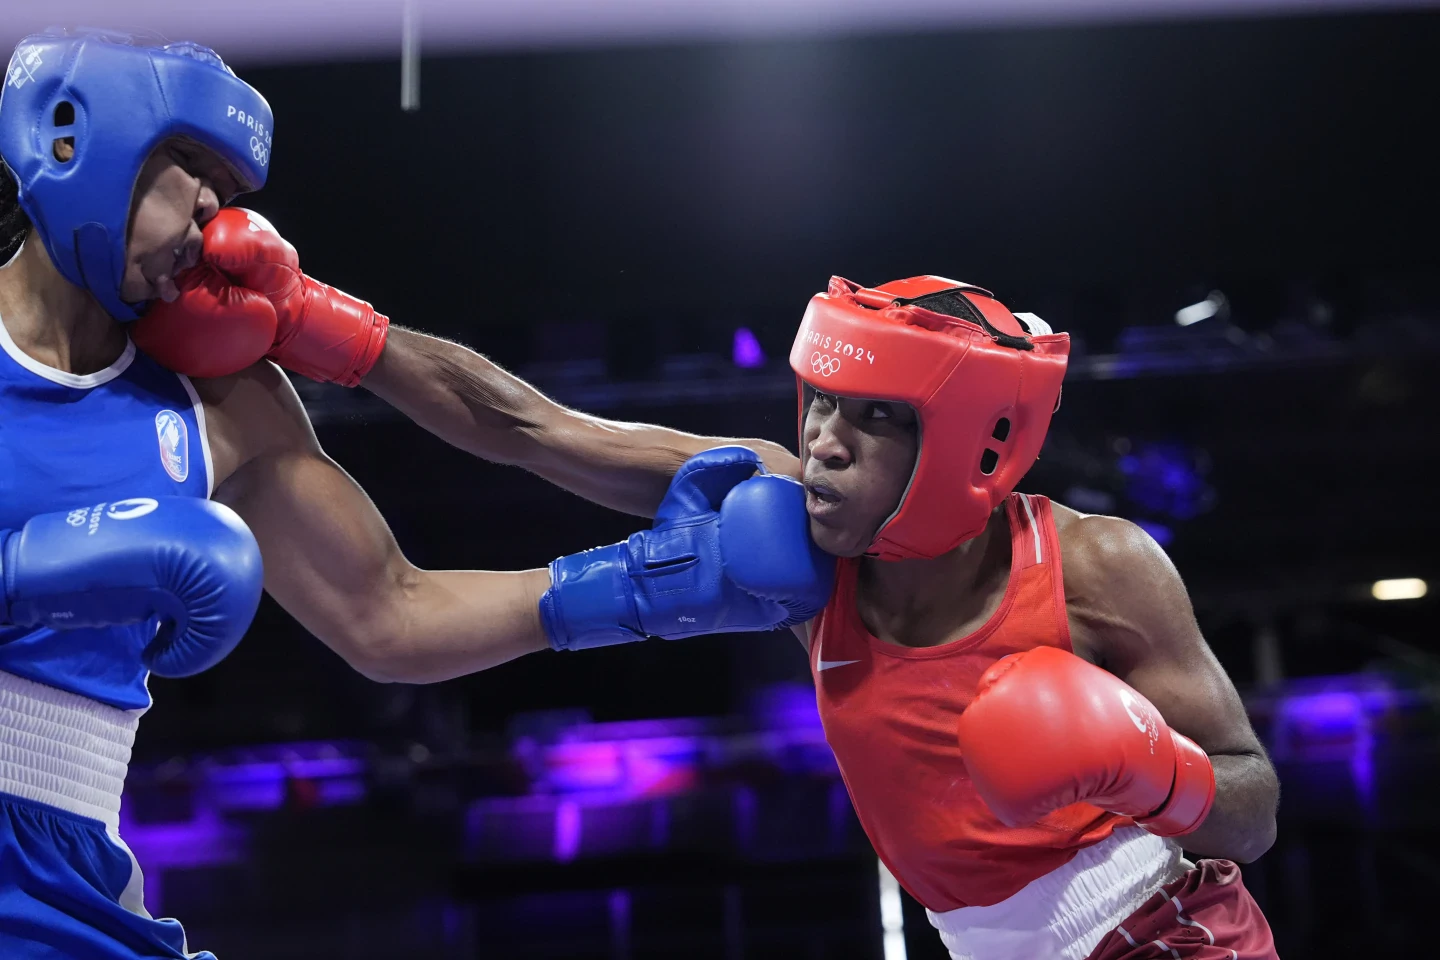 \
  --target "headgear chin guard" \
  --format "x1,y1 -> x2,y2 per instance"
0,27 -> 273,320
789,276 -> 1070,561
